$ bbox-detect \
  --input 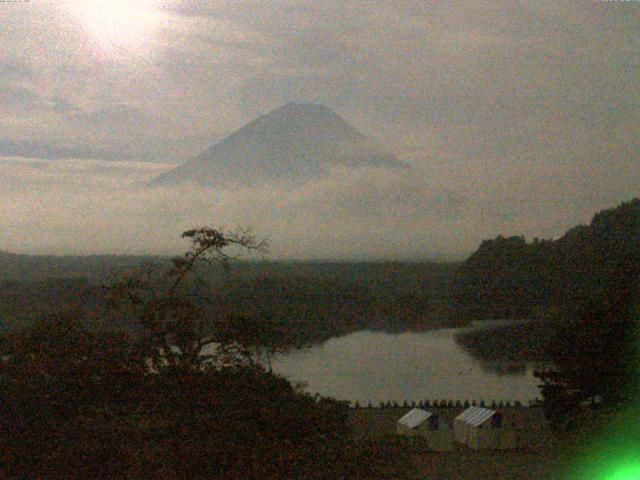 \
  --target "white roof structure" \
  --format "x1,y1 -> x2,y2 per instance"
397,408 -> 432,429
455,406 -> 495,427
